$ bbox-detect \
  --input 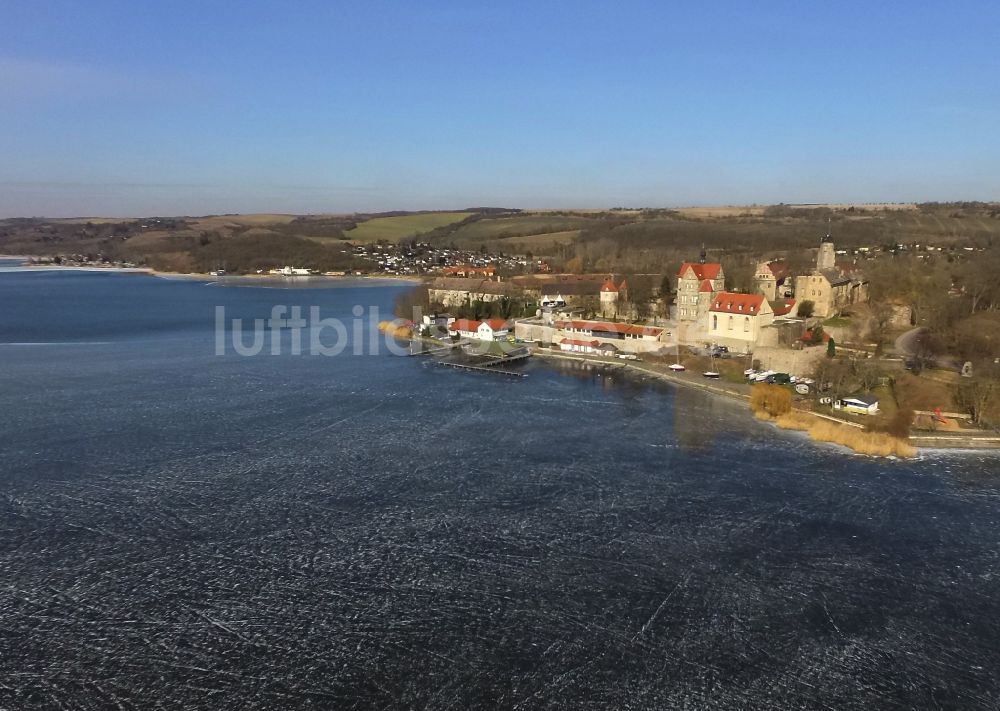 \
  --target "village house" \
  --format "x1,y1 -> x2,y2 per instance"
447,318 -> 511,341
834,394 -> 880,416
